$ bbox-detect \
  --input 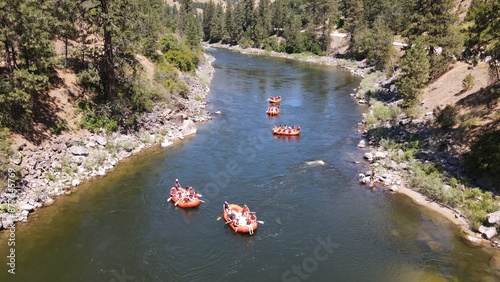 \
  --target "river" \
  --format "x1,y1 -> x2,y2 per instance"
1,48 -> 498,281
